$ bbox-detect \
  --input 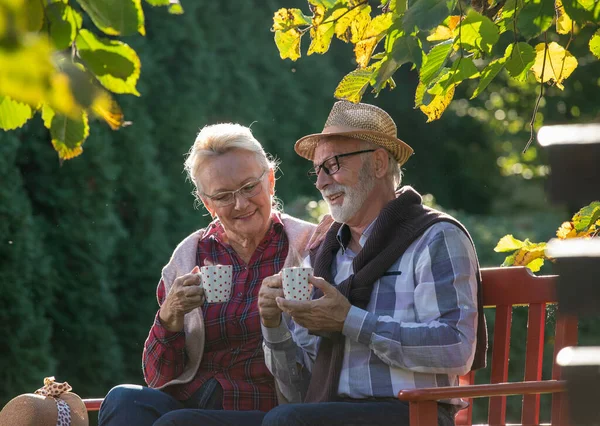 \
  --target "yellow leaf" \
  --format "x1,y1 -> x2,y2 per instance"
514,246 -> 546,268
274,28 -> 303,61
427,25 -> 453,42
47,72 -> 82,119
446,15 -> 461,31
556,221 -> 577,239
355,38 -> 379,67
272,8 -> 310,31
90,92 -> 125,130
419,85 -> 454,122
494,234 -> 525,252
308,20 -> 335,55
555,0 -> 573,34
526,257 -> 545,272
530,42 -> 578,90
348,6 -> 372,43
361,11 -> 392,40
